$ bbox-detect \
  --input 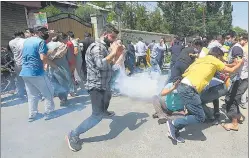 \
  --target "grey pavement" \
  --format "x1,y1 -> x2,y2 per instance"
1,81 -> 248,158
